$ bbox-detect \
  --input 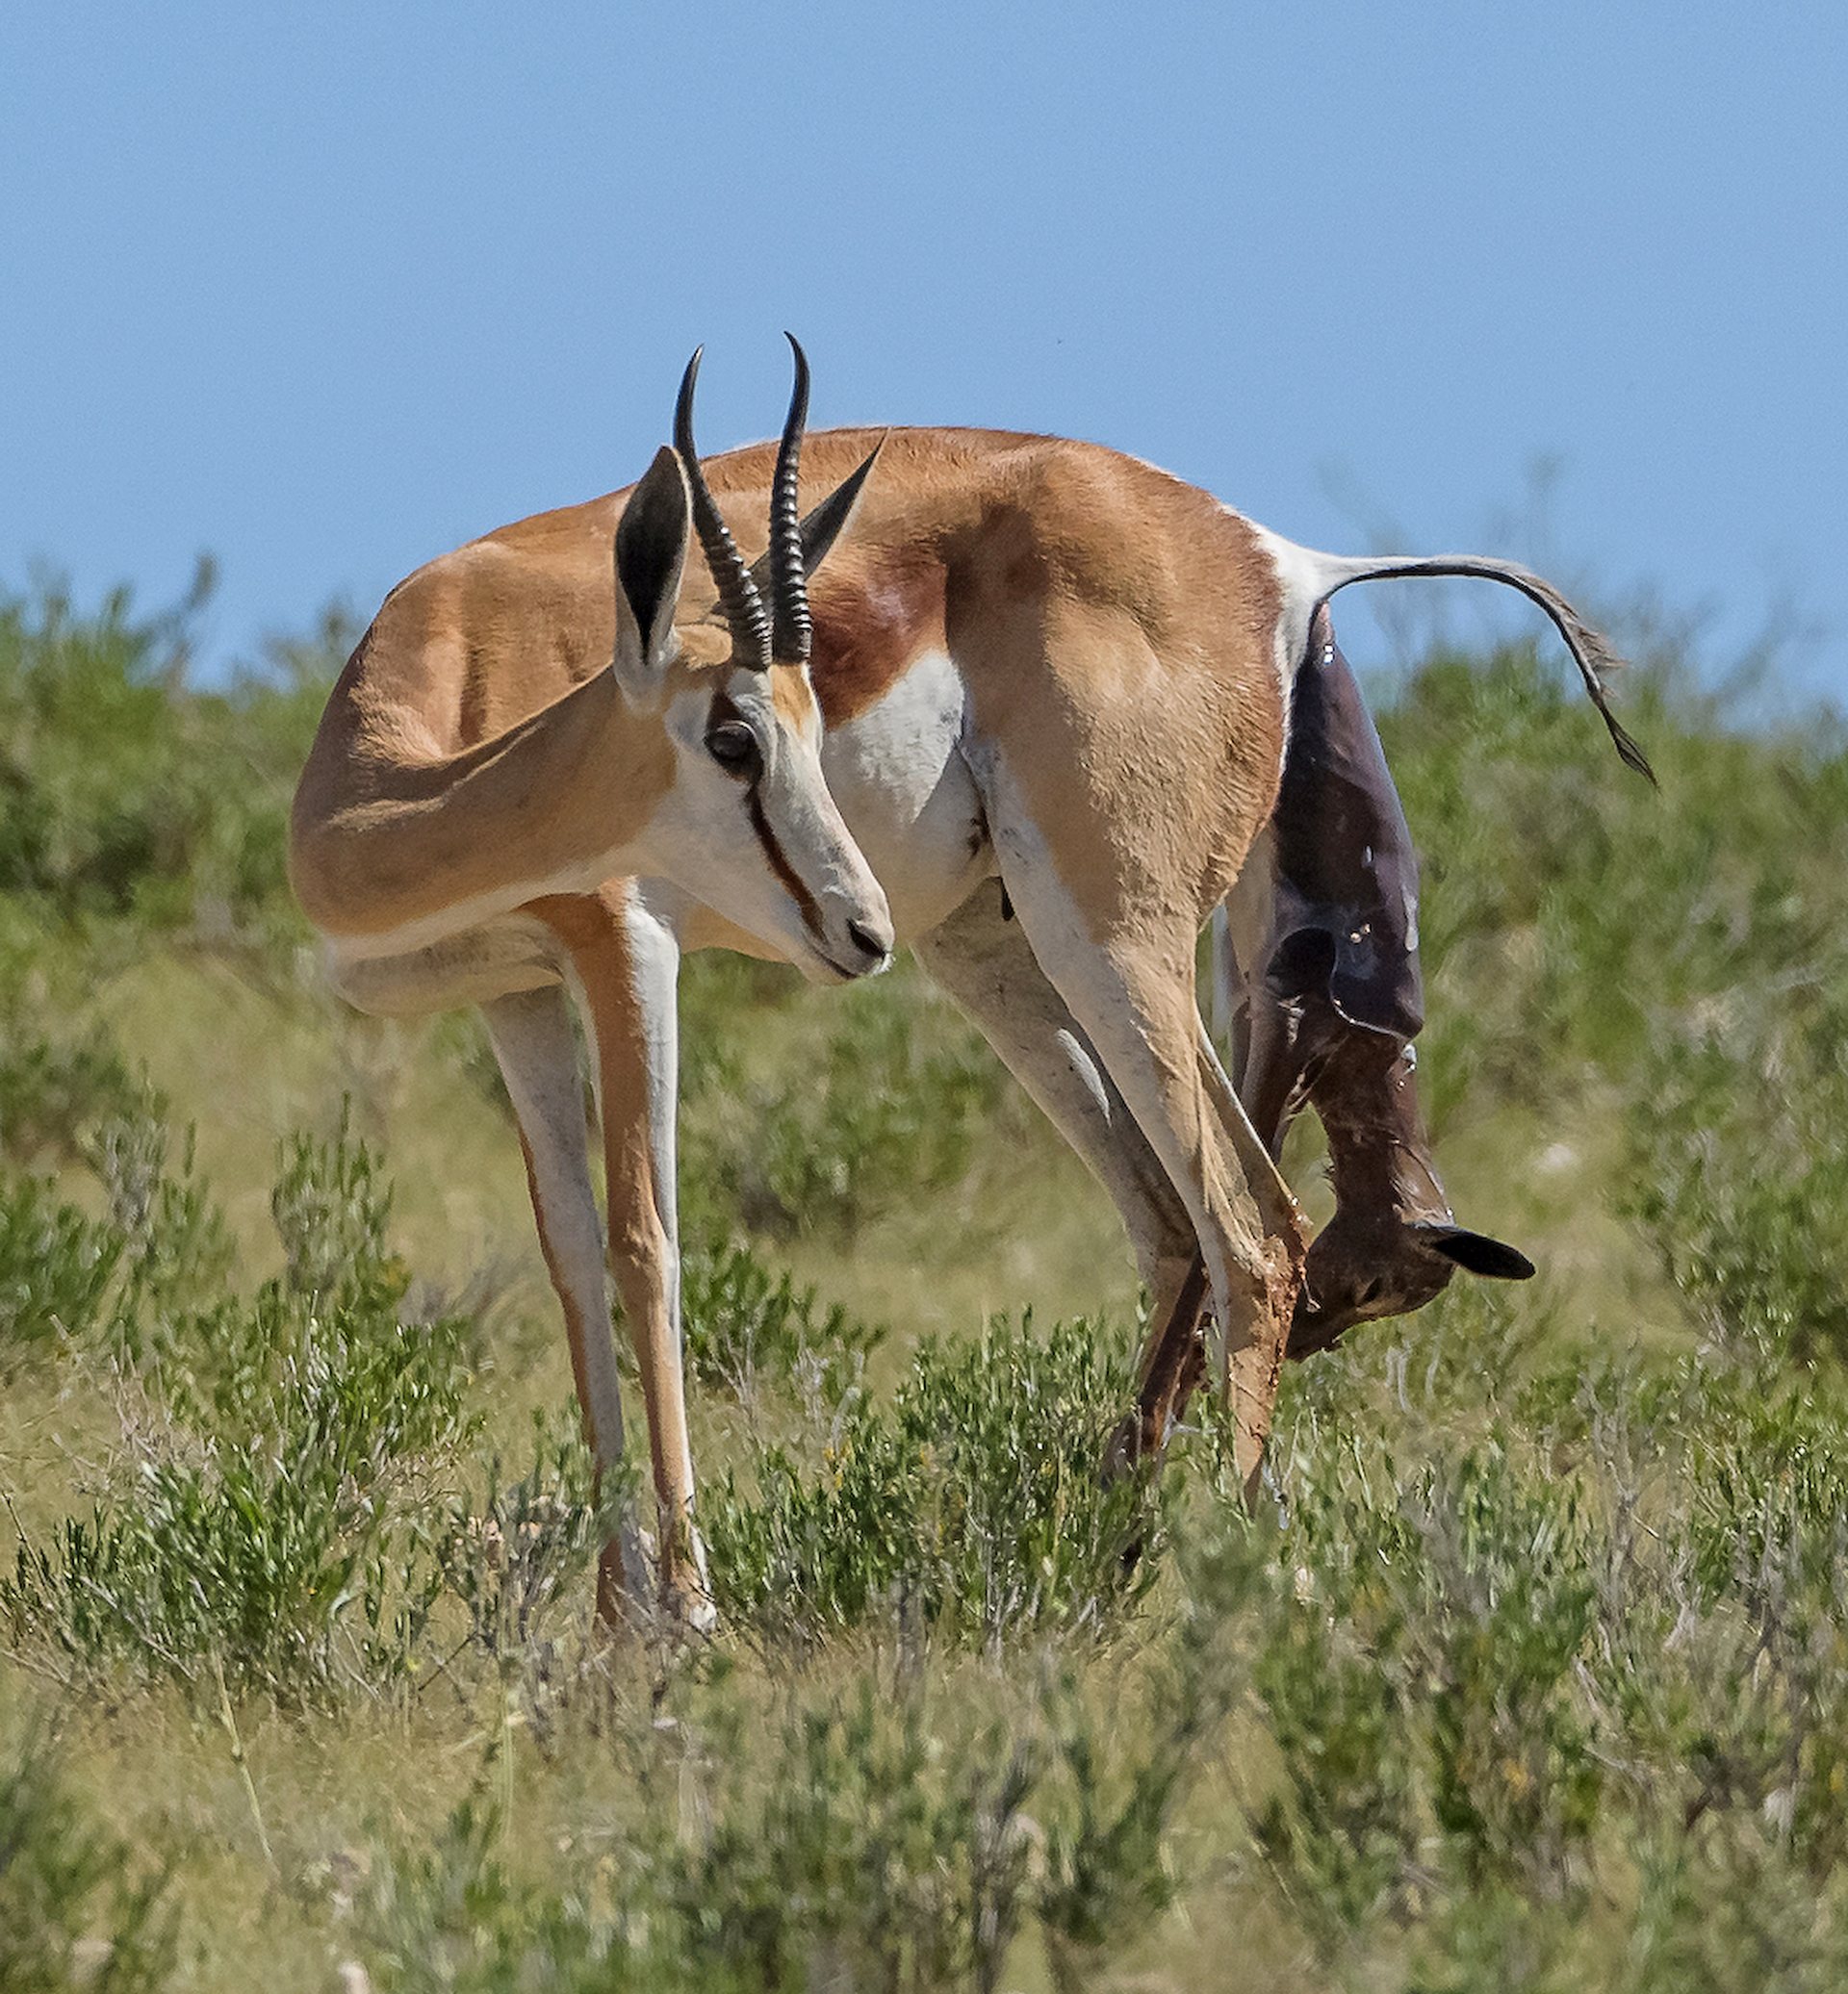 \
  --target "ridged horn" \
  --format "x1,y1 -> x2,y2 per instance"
674,346 -> 770,669
769,332 -> 813,664
749,436 -> 886,610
